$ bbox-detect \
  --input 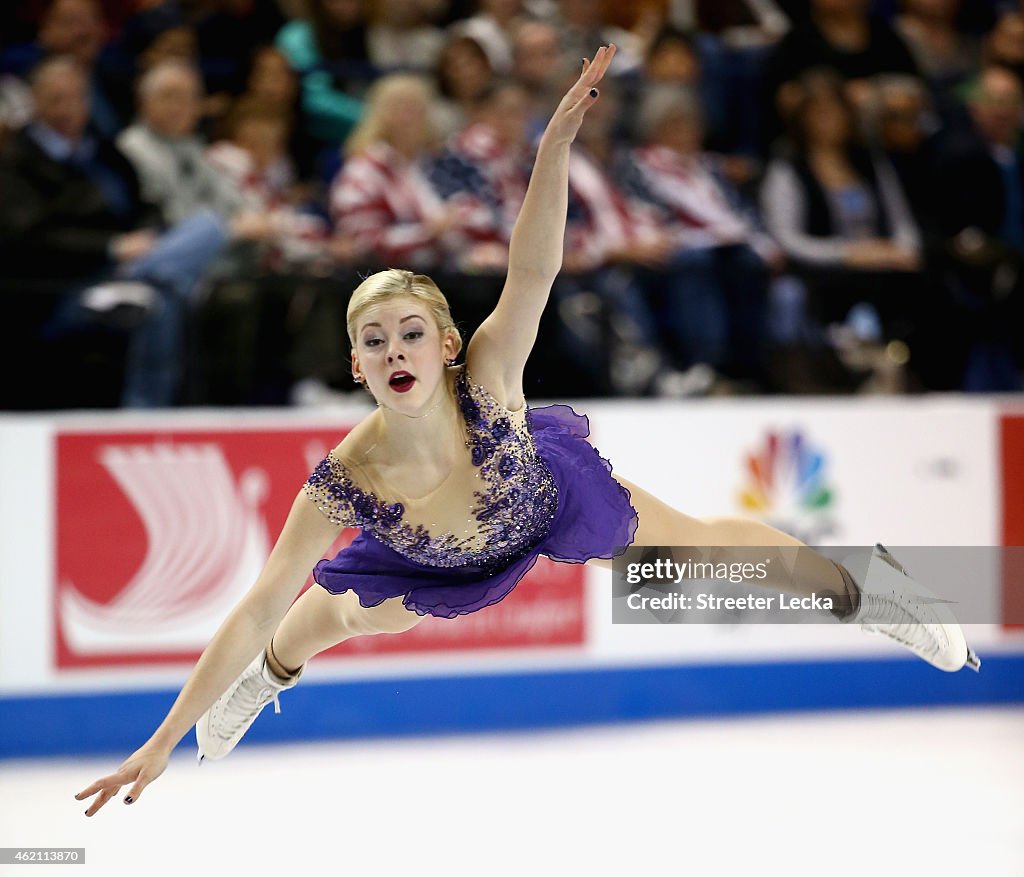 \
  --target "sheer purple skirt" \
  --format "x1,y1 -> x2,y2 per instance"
311,404 -> 639,619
